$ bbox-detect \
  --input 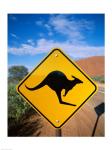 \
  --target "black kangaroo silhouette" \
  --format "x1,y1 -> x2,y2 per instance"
25,71 -> 83,106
